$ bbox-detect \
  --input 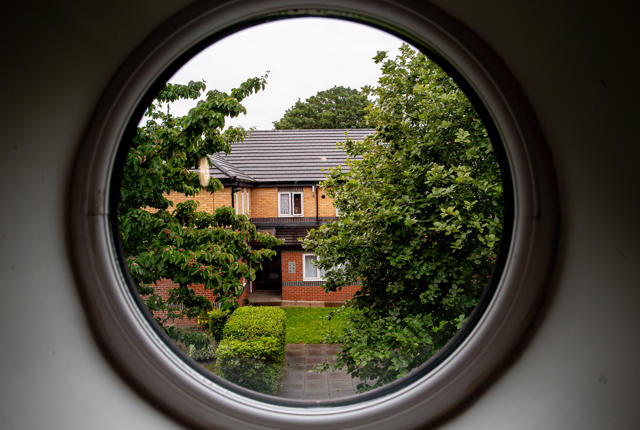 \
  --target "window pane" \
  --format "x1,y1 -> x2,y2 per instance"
293,193 -> 302,215
279,193 -> 290,215
304,255 -> 318,278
